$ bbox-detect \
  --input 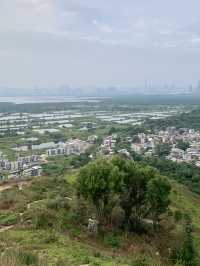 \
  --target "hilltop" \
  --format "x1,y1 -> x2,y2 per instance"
0,156 -> 199,266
